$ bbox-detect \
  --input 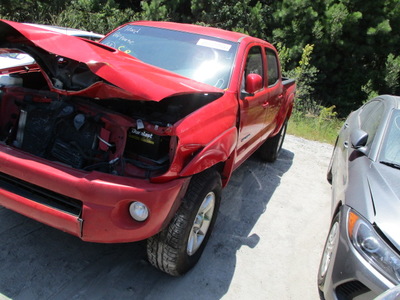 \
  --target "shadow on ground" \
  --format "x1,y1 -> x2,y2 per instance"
0,148 -> 294,300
